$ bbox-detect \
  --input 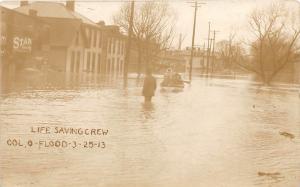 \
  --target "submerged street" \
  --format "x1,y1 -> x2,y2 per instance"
0,73 -> 299,187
